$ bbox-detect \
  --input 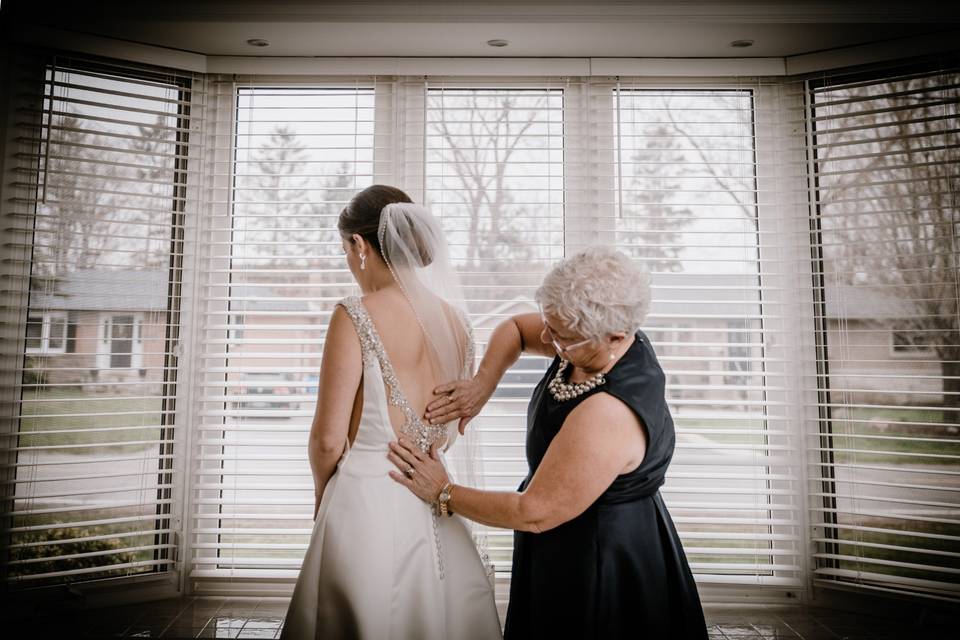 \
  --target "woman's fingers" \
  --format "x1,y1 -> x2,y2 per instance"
397,438 -> 427,461
386,450 -> 410,472
433,381 -> 461,395
388,470 -> 414,488
426,408 -> 460,425
425,394 -> 453,414
389,440 -> 418,467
